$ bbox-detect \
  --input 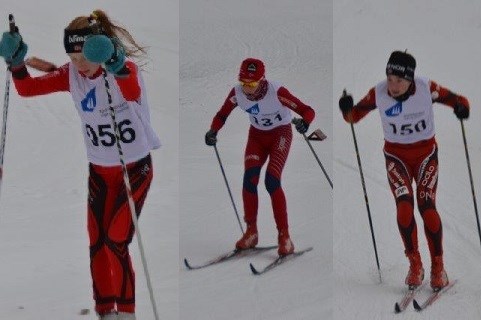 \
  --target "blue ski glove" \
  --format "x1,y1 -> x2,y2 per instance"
0,31 -> 28,67
82,35 -> 126,74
